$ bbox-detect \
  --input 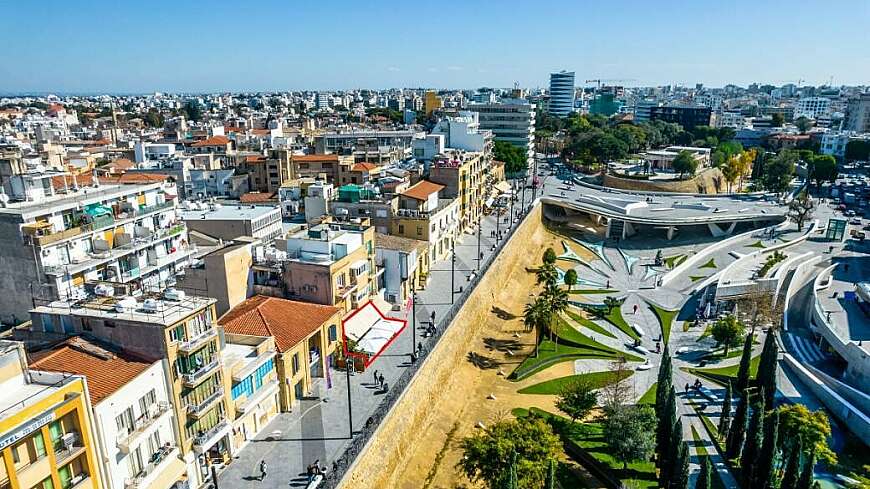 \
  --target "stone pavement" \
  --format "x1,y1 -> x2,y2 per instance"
218,185 -> 538,488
